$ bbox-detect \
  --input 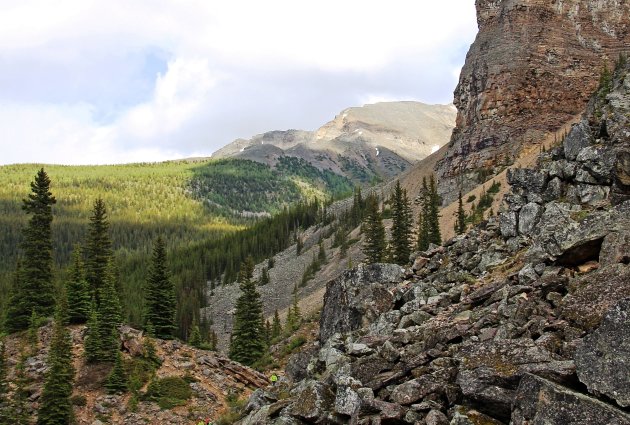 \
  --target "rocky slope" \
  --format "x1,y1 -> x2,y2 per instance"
237,59 -> 630,425
435,0 -> 630,204
1,325 -> 267,424
213,102 -> 456,183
